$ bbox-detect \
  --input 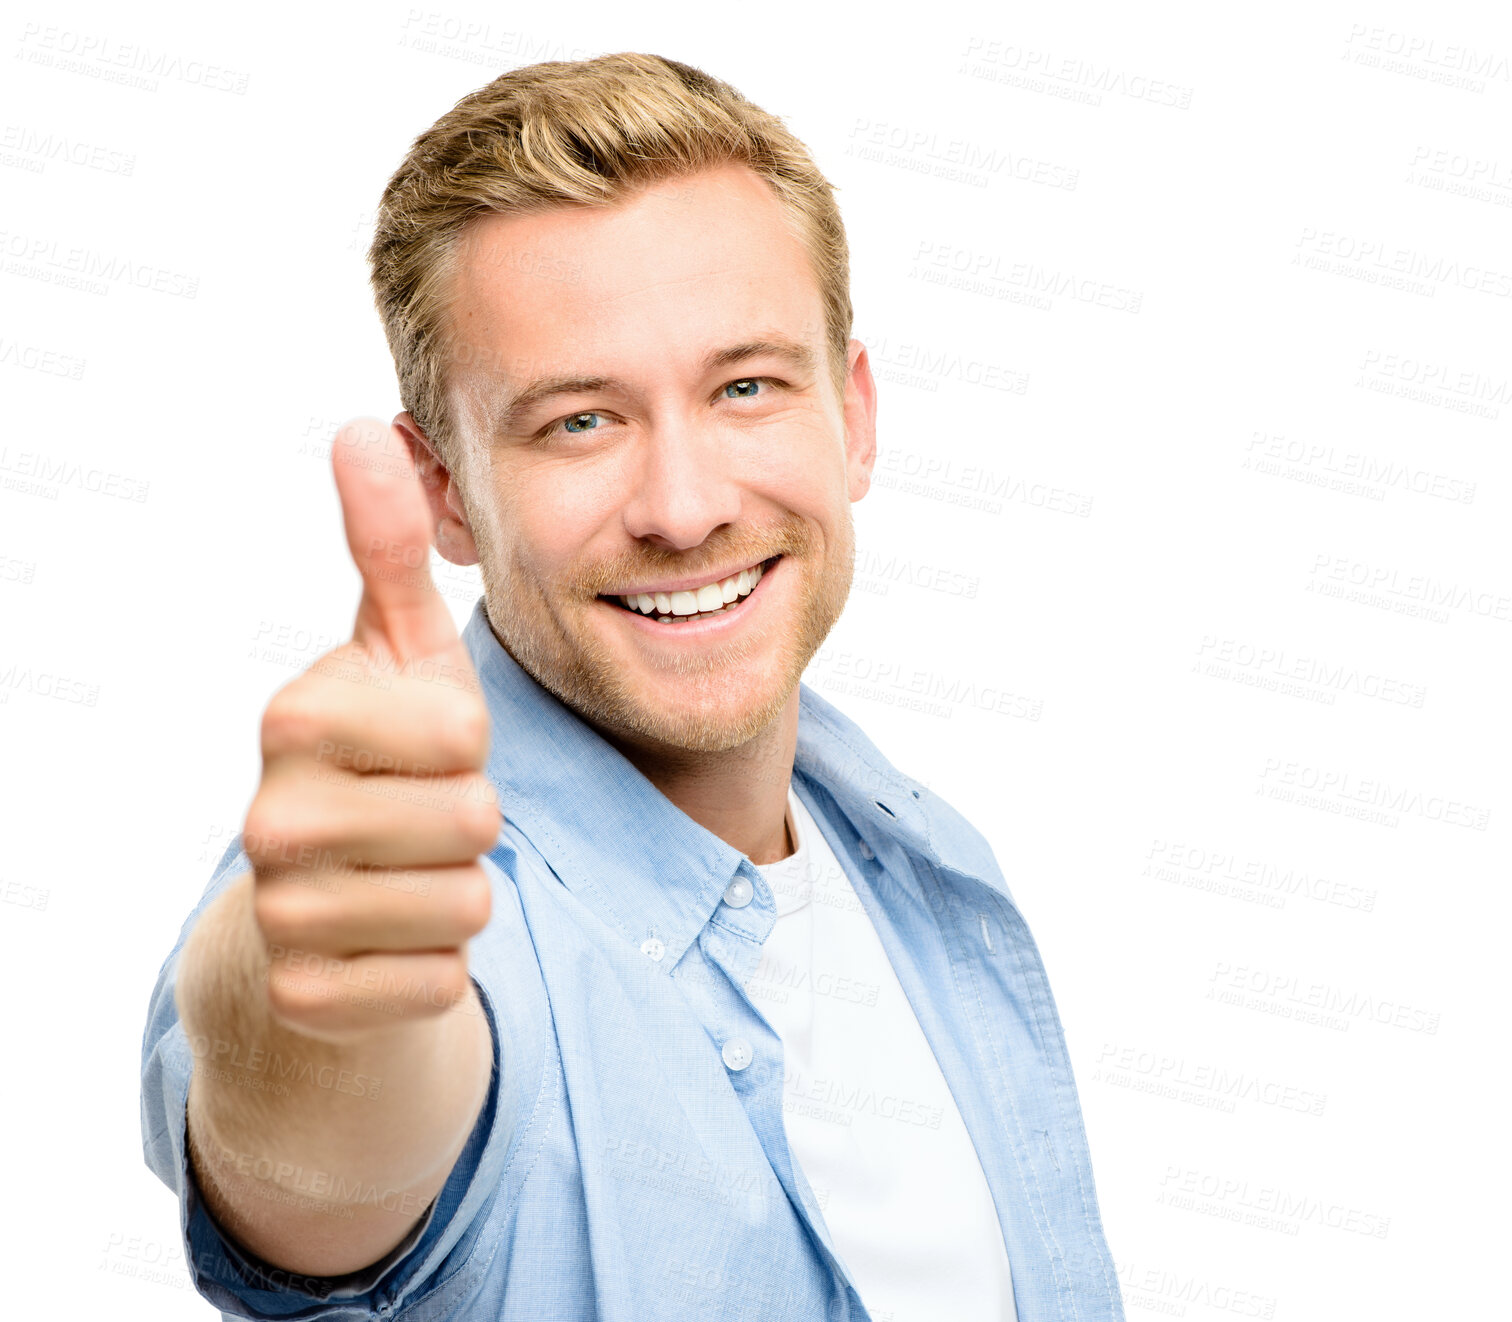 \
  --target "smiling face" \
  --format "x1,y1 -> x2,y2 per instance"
418,163 -> 876,755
